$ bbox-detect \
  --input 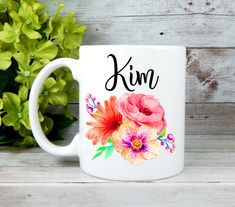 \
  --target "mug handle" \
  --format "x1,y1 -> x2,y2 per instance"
29,58 -> 81,157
